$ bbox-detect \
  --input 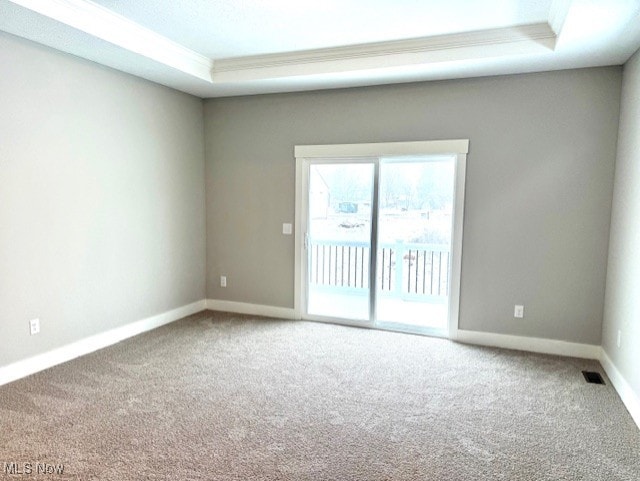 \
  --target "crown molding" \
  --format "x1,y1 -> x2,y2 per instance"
3,3 -> 566,91
212,23 -> 557,83
549,0 -> 573,36
8,0 -> 214,82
